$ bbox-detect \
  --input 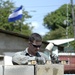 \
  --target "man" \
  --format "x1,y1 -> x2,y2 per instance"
12,33 -> 49,65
